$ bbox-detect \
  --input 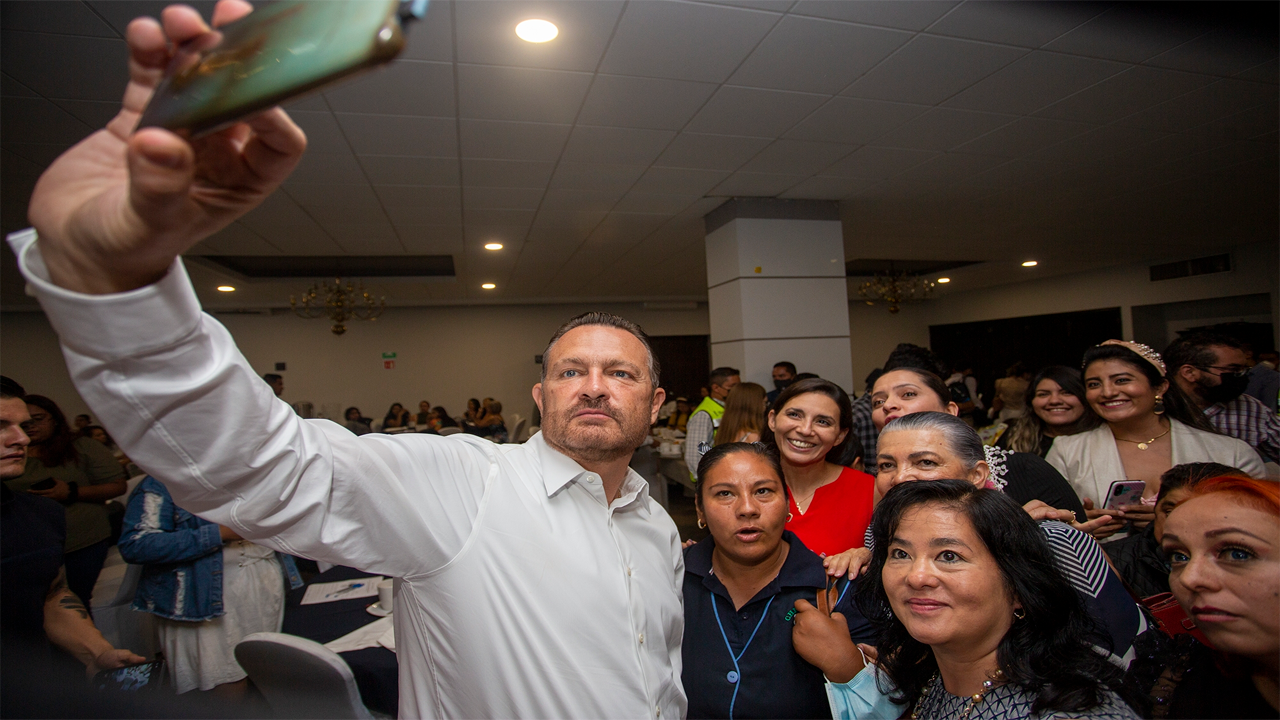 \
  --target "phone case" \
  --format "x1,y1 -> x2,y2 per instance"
138,0 -> 406,137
